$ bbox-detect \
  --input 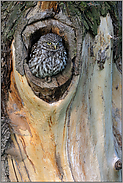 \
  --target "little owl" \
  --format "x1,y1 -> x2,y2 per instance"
28,33 -> 67,82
